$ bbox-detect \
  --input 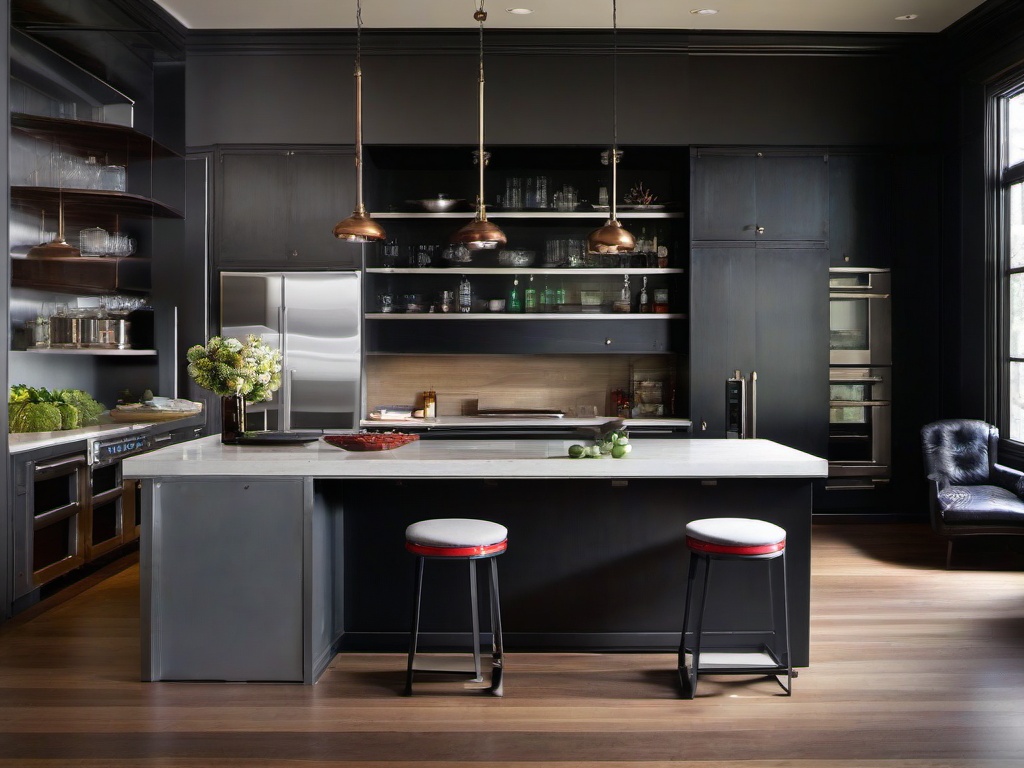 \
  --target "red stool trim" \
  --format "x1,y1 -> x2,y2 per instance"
686,536 -> 785,557
405,540 -> 508,558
